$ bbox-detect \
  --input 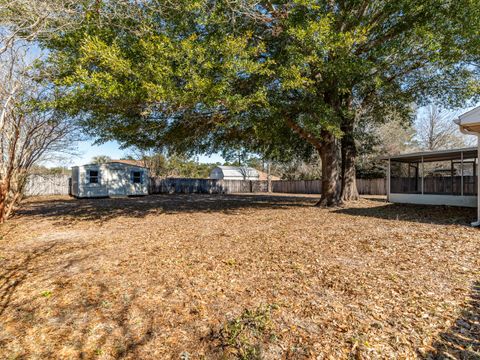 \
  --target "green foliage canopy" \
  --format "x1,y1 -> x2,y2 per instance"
43,0 -> 480,161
